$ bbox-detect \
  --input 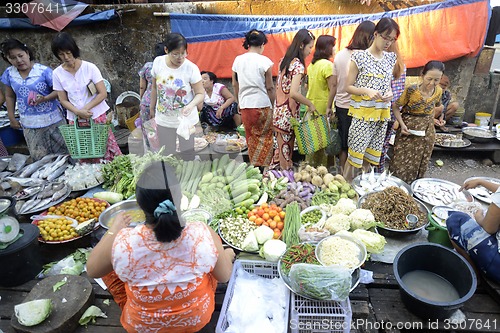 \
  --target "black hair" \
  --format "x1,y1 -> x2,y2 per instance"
135,162 -> 184,243
164,33 -> 188,53
51,32 -> 80,60
280,29 -> 315,75
347,21 -> 375,51
311,35 -> 336,64
422,60 -> 445,75
374,17 -> 400,40
154,42 -> 166,59
0,38 -> 35,63
201,71 -> 217,82
243,29 -> 268,50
